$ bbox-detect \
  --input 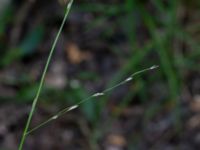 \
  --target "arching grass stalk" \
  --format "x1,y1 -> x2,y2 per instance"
18,0 -> 74,150
26,65 -> 159,135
